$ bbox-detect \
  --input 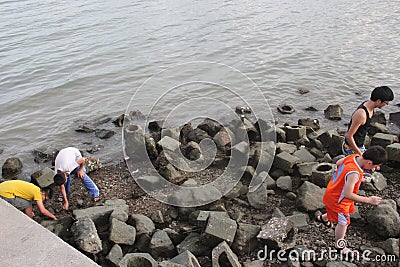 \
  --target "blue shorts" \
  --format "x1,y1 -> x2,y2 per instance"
342,142 -> 366,156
